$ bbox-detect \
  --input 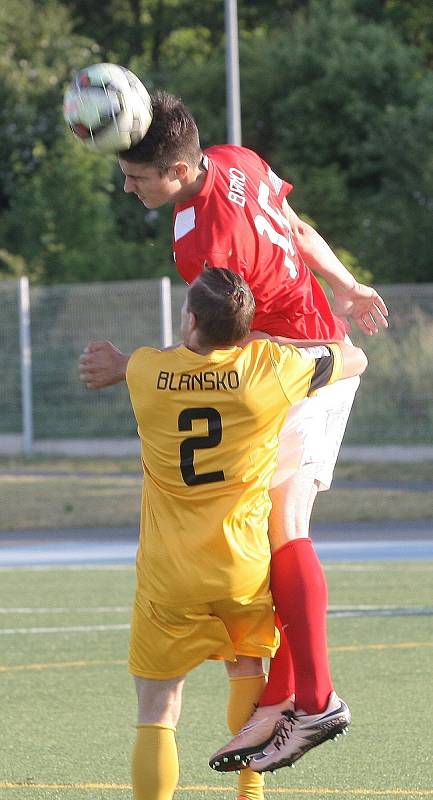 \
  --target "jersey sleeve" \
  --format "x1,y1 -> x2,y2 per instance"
255,153 -> 293,204
268,341 -> 344,405
126,347 -> 156,412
